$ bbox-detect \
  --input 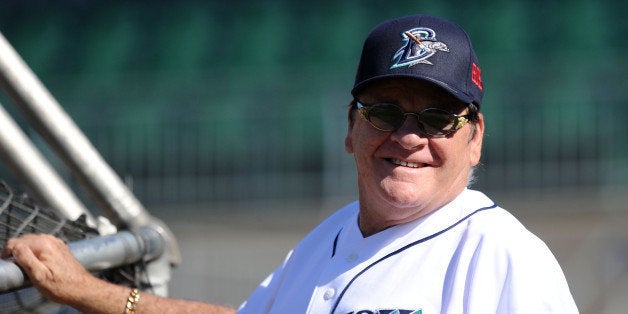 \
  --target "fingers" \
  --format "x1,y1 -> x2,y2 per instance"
5,234 -> 58,282
5,234 -> 82,283
9,240 -> 51,283
6,233 -> 67,260
3,234 -> 90,303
